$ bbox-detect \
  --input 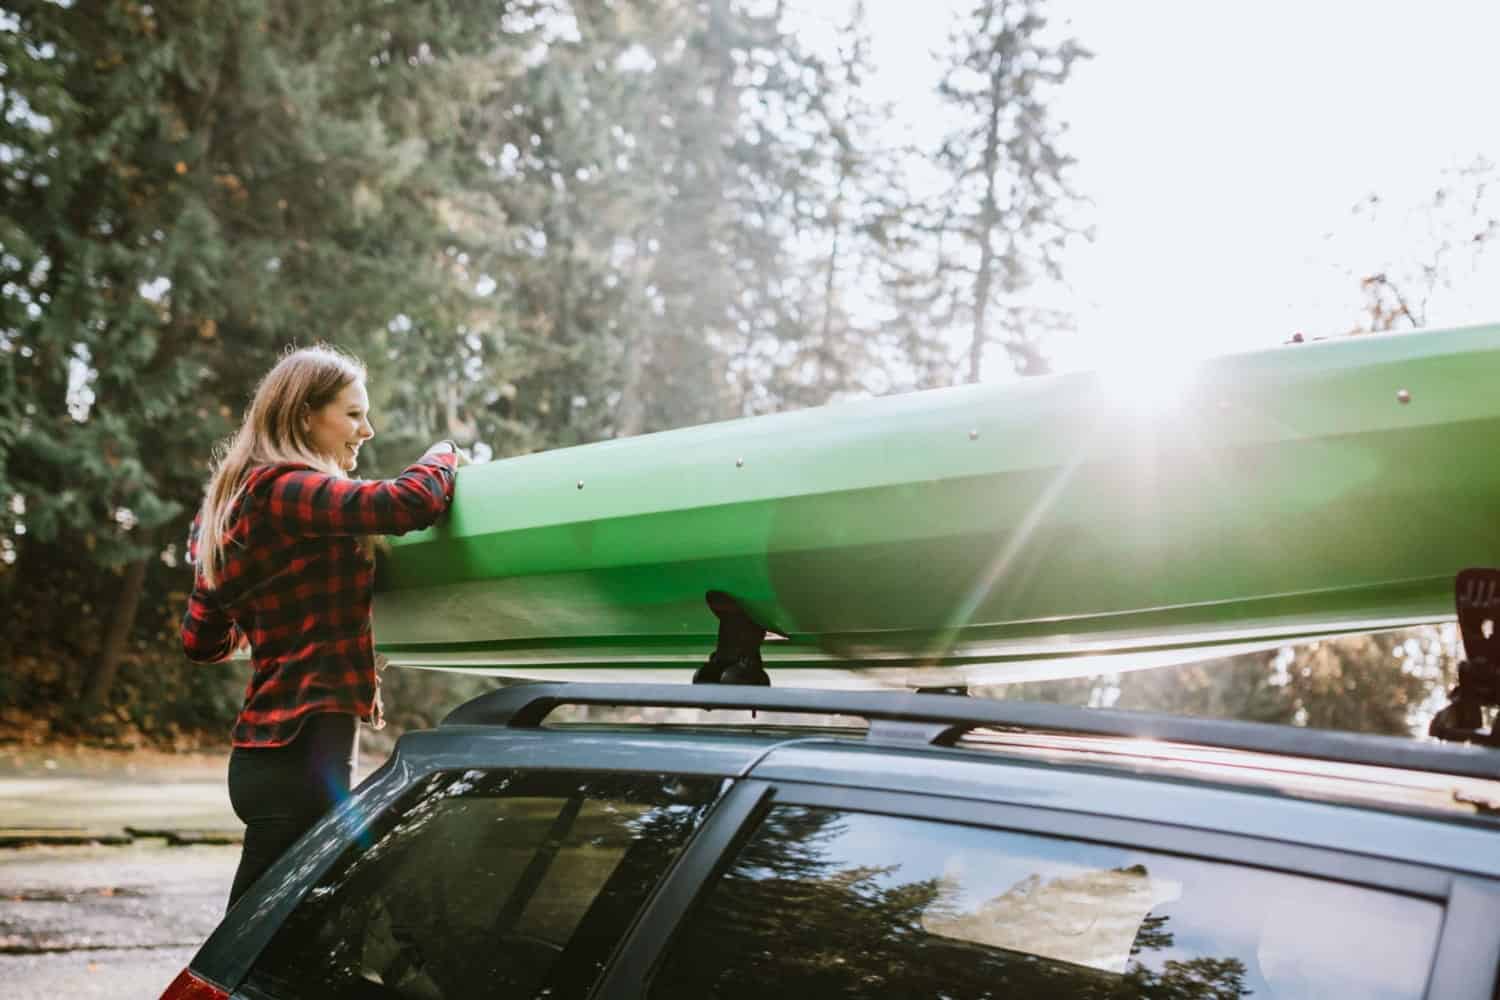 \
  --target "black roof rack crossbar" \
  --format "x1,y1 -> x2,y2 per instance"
441,682 -> 1500,782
